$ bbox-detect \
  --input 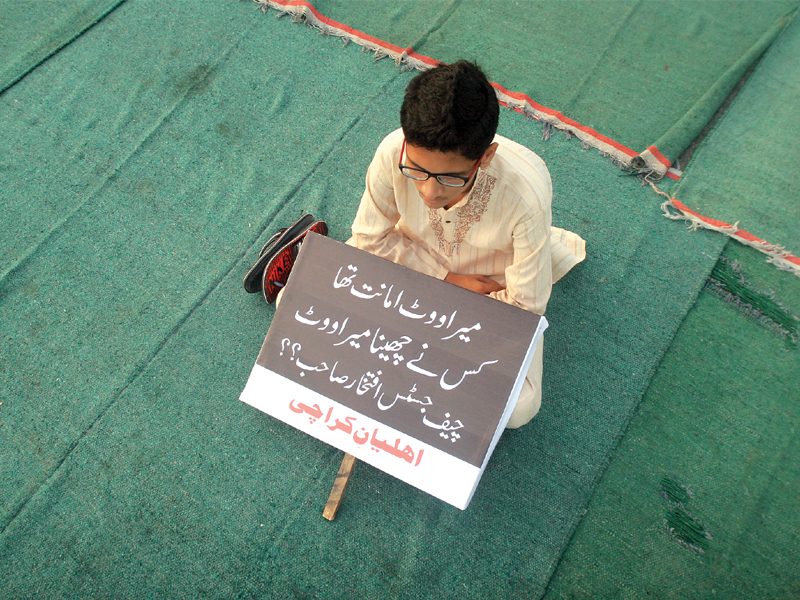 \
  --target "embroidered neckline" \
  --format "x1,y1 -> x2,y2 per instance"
428,171 -> 497,257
